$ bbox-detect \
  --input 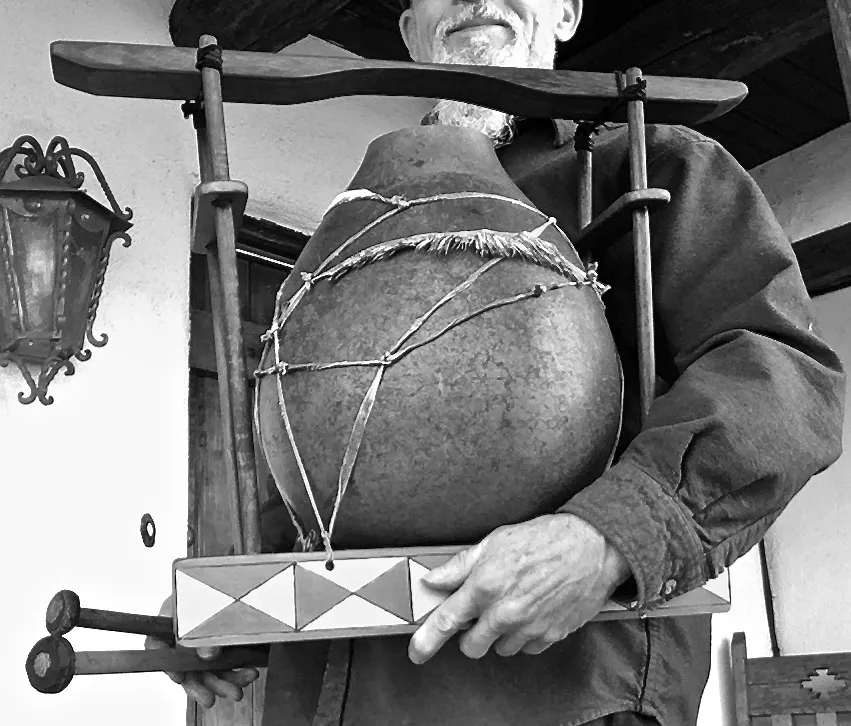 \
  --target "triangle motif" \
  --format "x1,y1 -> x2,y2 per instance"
411,554 -> 455,571
703,571 -> 731,602
409,561 -> 449,623
295,564 -> 352,629
662,588 -> 729,610
188,562 -> 293,600
240,566 -> 296,628
356,559 -> 413,622
300,557 -> 405,593
184,600 -> 295,639
175,570 -> 235,637
302,595 -> 408,632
